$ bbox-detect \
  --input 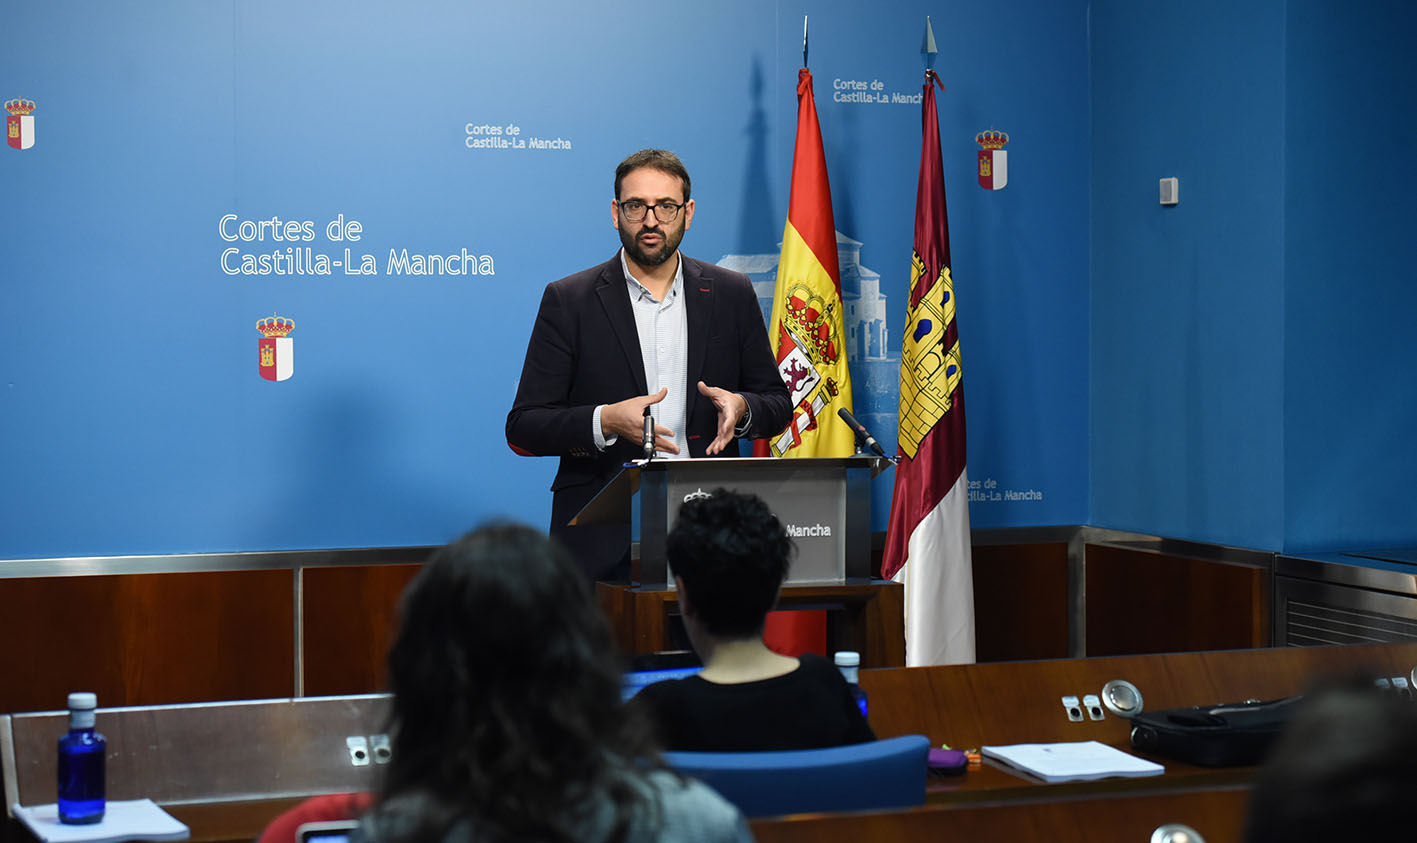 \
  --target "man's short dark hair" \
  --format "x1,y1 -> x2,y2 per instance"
614,148 -> 691,203
667,488 -> 793,638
